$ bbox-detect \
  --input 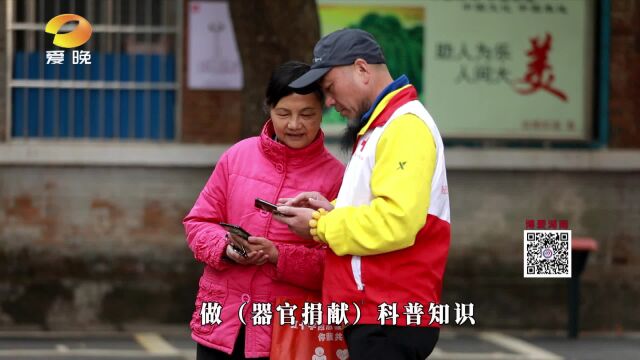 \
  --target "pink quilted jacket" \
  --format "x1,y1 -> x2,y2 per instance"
183,120 -> 345,357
